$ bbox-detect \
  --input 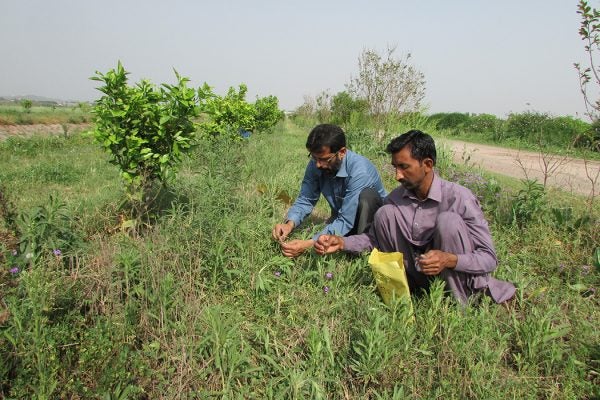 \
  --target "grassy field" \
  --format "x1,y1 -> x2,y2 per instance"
0,104 -> 92,125
0,121 -> 598,398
